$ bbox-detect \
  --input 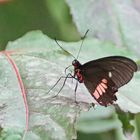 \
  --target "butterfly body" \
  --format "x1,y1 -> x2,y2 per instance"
72,56 -> 137,107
